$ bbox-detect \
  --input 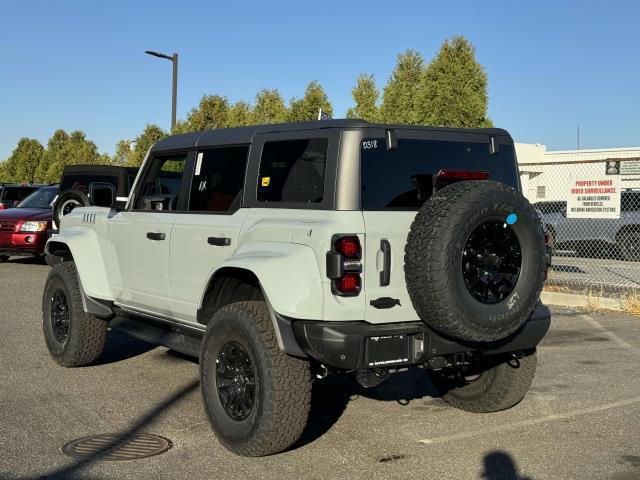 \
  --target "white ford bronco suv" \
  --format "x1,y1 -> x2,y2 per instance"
42,120 -> 550,456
